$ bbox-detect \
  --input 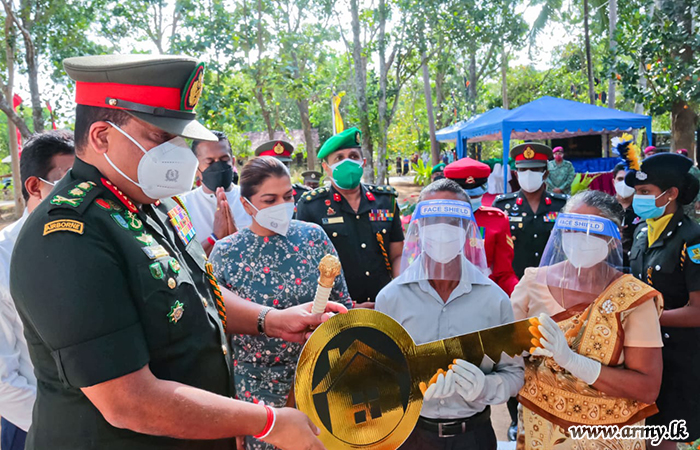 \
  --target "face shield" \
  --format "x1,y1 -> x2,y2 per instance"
536,213 -> 624,302
400,199 -> 489,282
